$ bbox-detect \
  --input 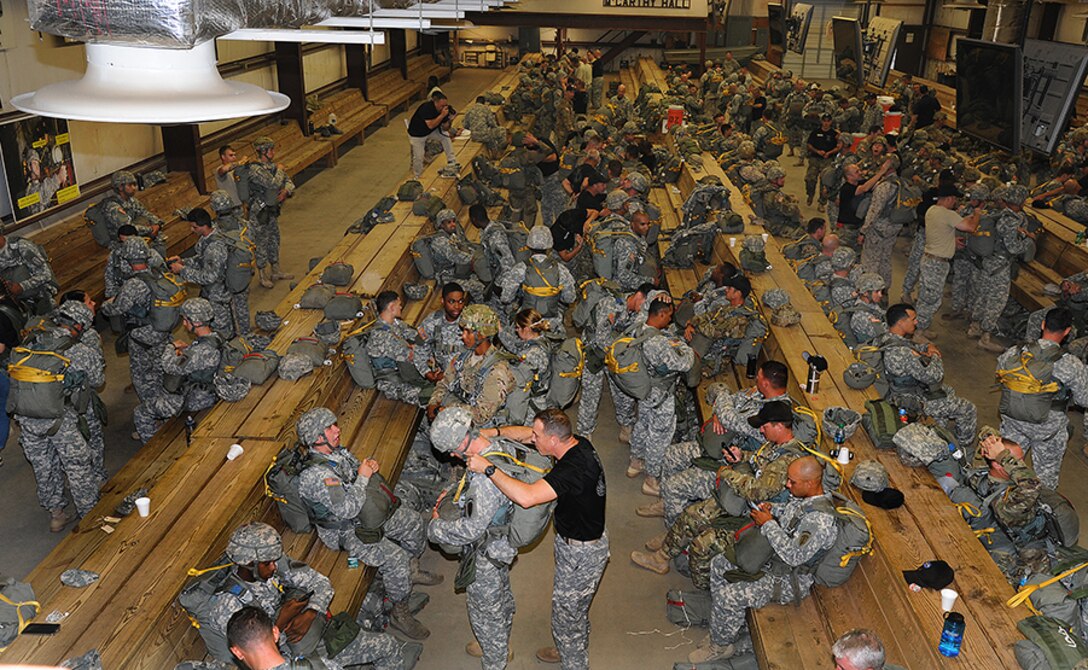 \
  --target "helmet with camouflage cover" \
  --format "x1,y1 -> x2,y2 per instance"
429,406 -> 474,453
1002,184 -> 1029,206
742,235 -> 765,252
54,300 -> 94,330
626,171 -> 650,195
761,288 -> 791,310
214,371 -> 251,403
1065,197 -> 1088,224
226,522 -> 283,565
435,208 -> 457,226
737,141 -> 756,160
181,298 -> 214,326
830,247 -> 856,271
705,381 -> 732,406
111,170 -> 137,190
120,236 -> 152,264
822,406 -> 862,441
738,165 -> 765,185
965,183 -> 990,202
526,225 -> 553,251
850,459 -> 889,493
855,272 -> 886,294
459,304 -> 500,336
209,190 -> 237,213
622,121 -> 639,135
297,407 -> 337,447
605,190 -> 631,212
765,166 -> 786,182
253,136 -> 275,153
